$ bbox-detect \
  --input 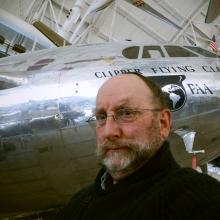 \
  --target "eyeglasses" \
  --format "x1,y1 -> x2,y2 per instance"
93,108 -> 162,127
